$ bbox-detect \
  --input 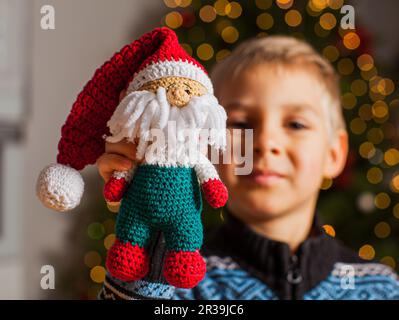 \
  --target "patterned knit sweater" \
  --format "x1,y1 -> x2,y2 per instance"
98,211 -> 399,300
